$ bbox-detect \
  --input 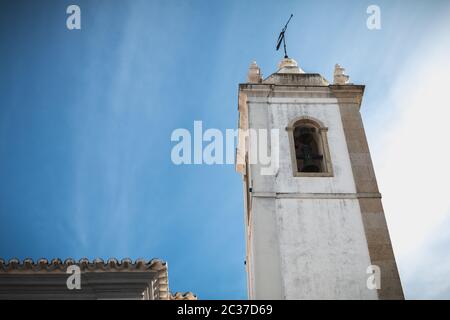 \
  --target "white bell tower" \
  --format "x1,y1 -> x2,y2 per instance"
236,57 -> 403,300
